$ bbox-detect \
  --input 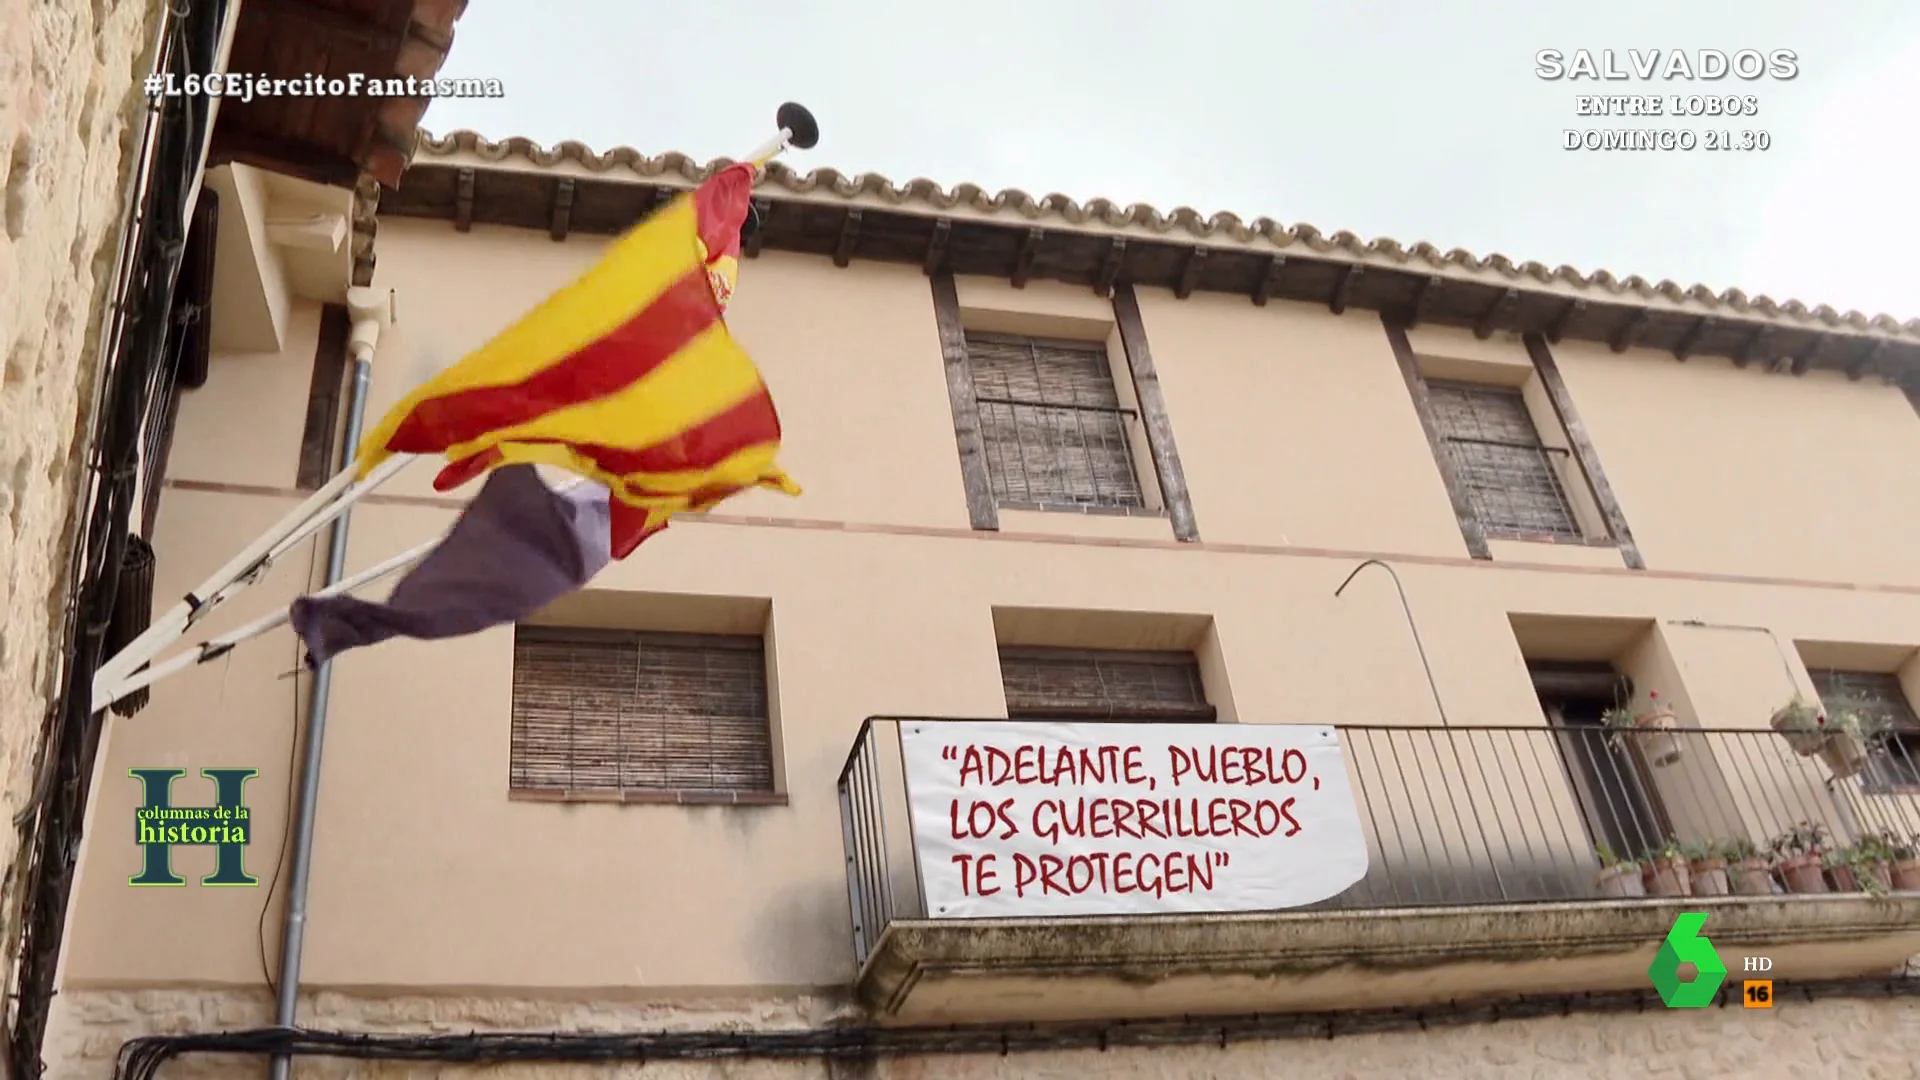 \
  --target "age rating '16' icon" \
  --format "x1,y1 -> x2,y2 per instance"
1650,912 -> 1727,1007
